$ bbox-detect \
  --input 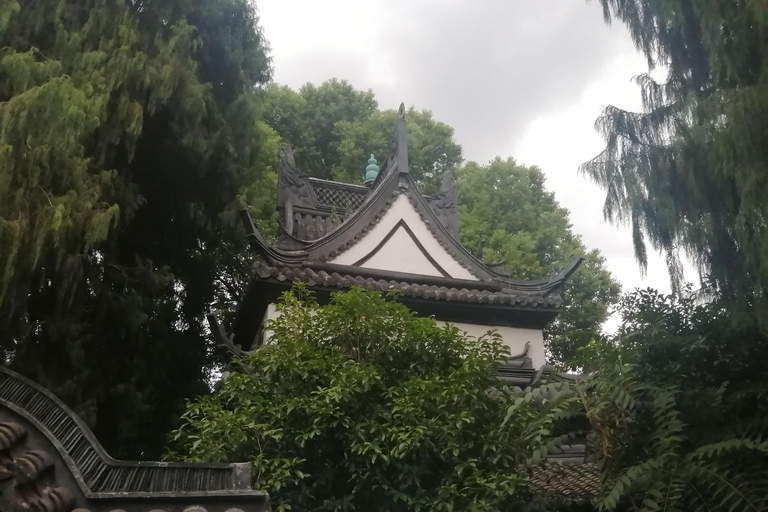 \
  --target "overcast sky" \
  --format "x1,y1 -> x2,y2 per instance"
256,0 -> 694,301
